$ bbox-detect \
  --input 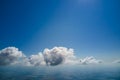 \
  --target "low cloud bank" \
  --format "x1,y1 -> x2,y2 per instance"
0,46 -> 104,66
113,60 -> 120,63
